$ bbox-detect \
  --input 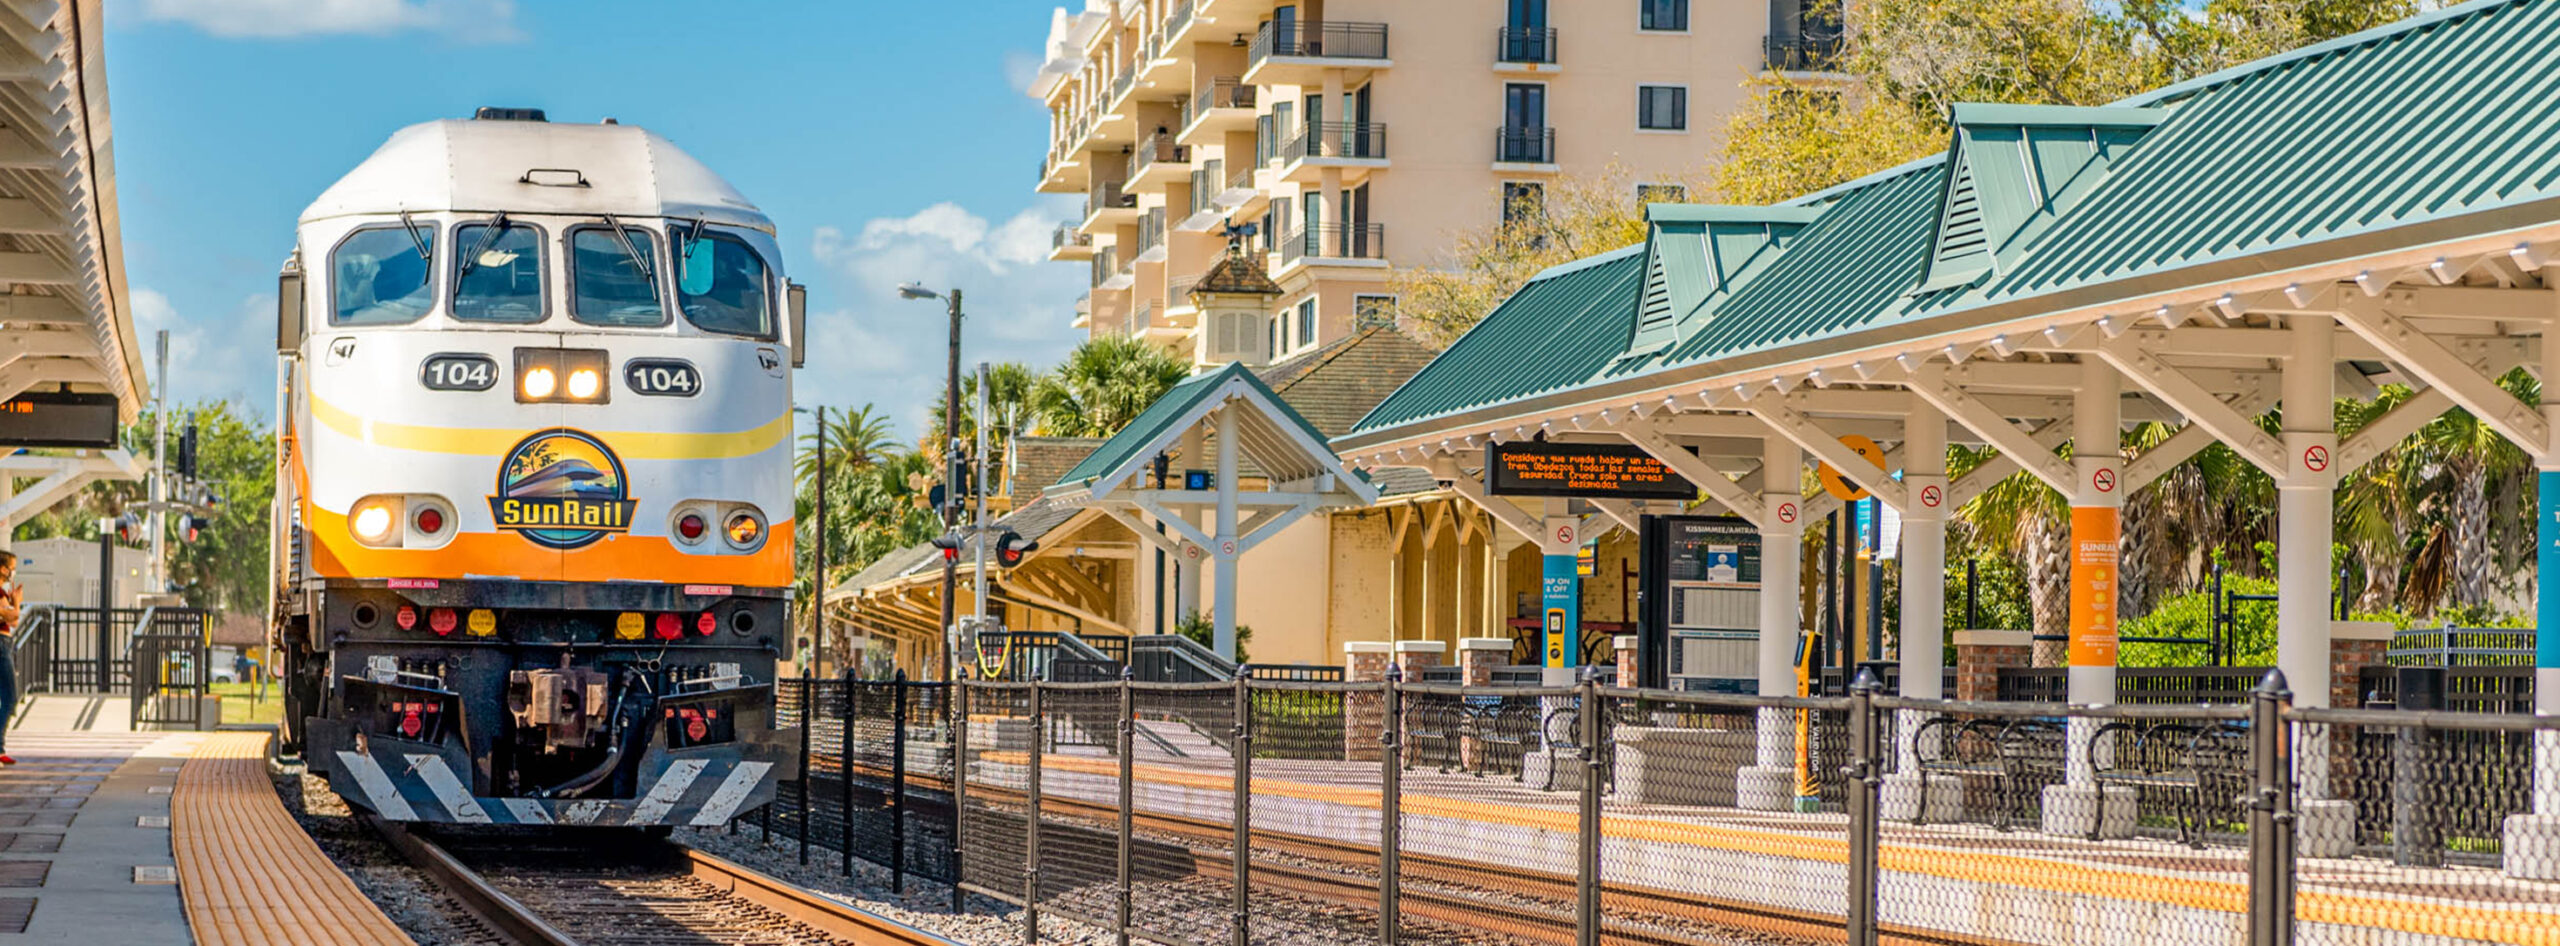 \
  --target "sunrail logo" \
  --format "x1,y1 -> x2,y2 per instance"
489,429 -> 638,549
